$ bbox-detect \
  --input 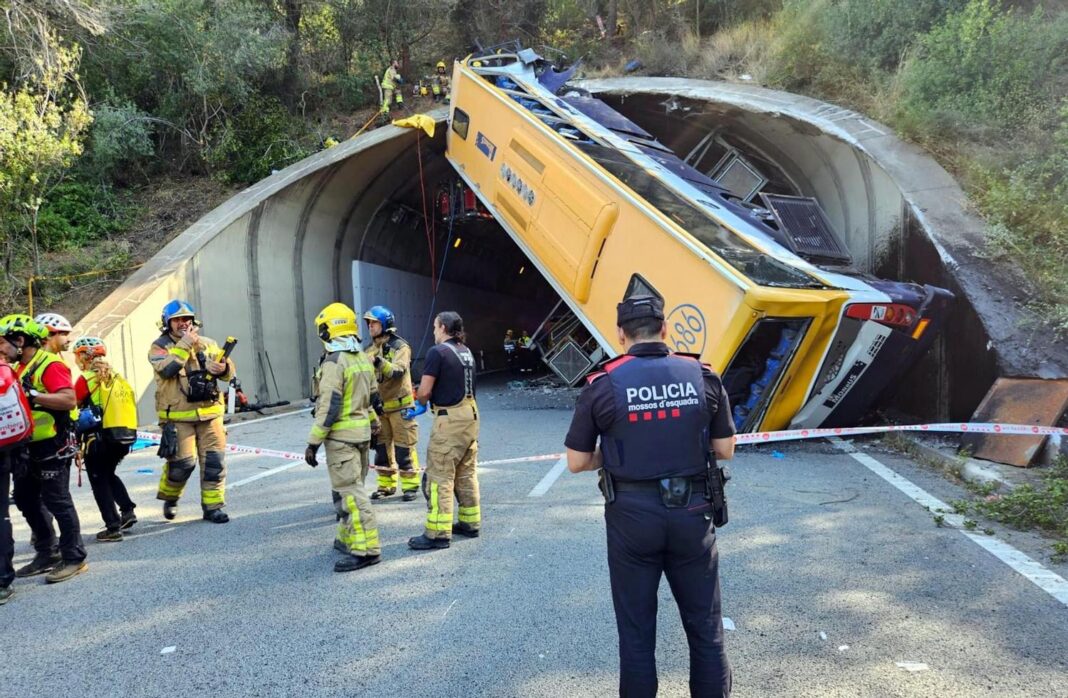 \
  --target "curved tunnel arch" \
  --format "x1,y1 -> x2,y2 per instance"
77,82 -> 1065,425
